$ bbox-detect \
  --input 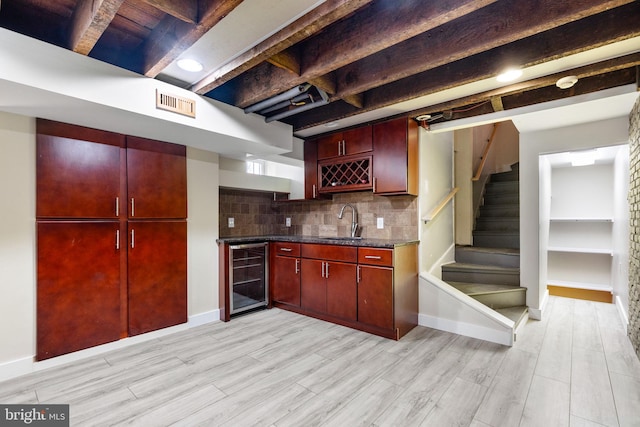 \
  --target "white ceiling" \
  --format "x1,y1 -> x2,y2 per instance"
159,0 -> 326,87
